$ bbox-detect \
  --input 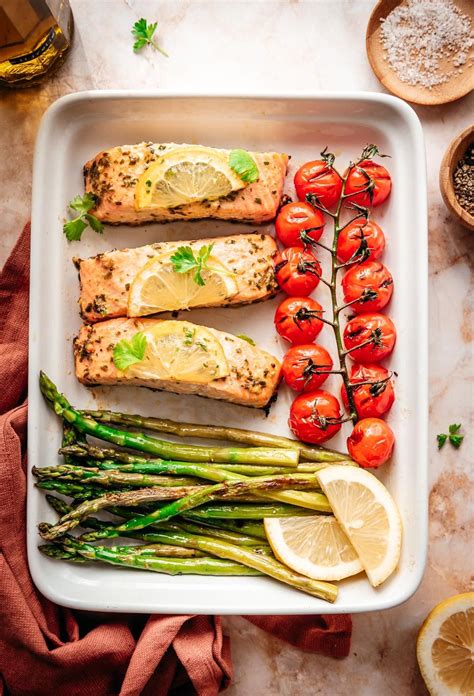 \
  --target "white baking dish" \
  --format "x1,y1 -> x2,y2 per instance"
28,91 -> 428,614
